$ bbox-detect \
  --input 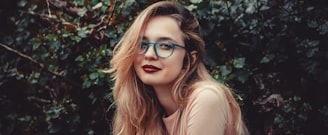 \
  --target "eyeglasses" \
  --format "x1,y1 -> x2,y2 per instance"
138,40 -> 186,58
